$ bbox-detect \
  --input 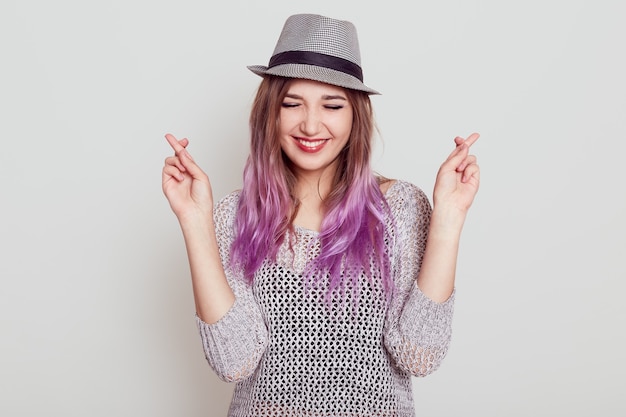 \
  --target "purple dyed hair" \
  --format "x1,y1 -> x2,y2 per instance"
230,76 -> 393,302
